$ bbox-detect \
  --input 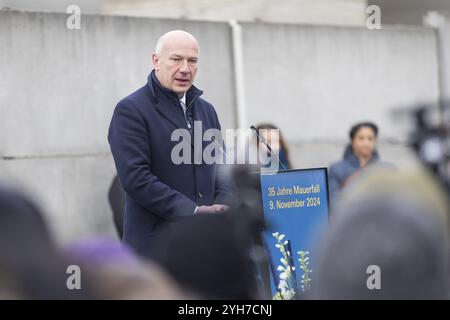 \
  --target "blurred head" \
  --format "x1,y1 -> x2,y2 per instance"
88,261 -> 190,300
349,122 -> 378,159
0,186 -> 91,299
64,237 -> 138,268
152,30 -> 199,97
312,168 -> 450,299
64,238 -> 188,299
153,214 -> 257,299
